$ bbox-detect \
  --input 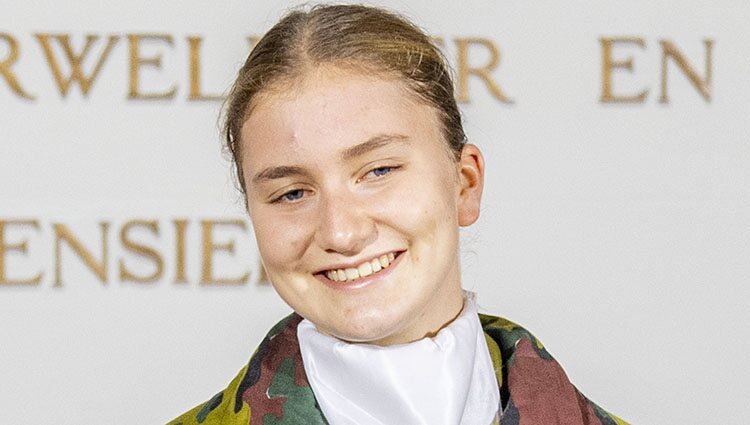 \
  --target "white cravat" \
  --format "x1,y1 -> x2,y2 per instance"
297,292 -> 500,425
